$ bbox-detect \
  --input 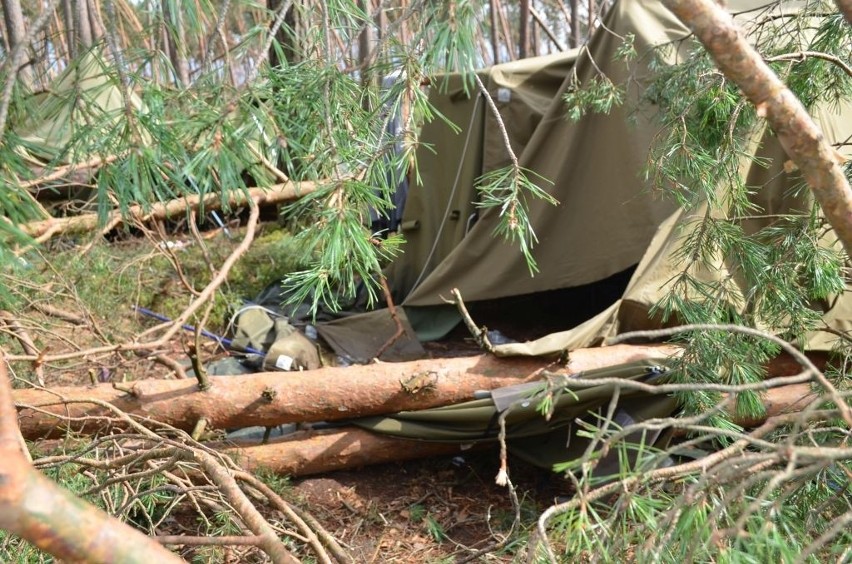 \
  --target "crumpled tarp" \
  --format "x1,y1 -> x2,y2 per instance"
354,359 -> 678,472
